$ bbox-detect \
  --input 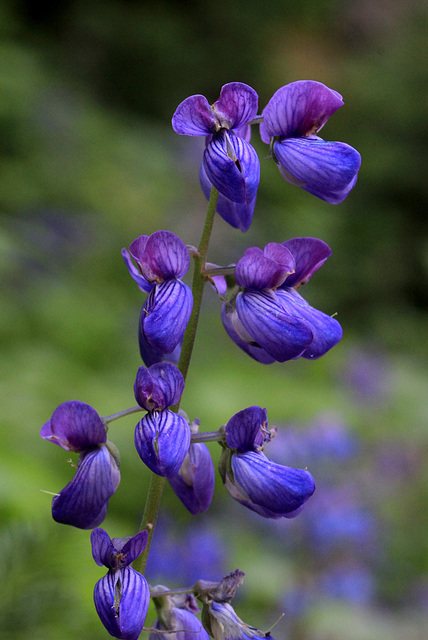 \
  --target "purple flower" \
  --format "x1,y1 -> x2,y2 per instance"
91,528 -> 150,640
122,231 -> 193,365
134,363 -> 190,477
150,592 -> 210,640
172,82 -> 260,227
41,401 -> 120,529
260,80 -> 361,204
168,417 -> 215,514
222,238 -> 343,363
218,406 -> 315,519
202,601 -> 273,640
